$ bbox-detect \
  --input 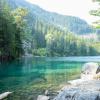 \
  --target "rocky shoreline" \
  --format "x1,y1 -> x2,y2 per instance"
37,62 -> 100,100
54,80 -> 100,100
